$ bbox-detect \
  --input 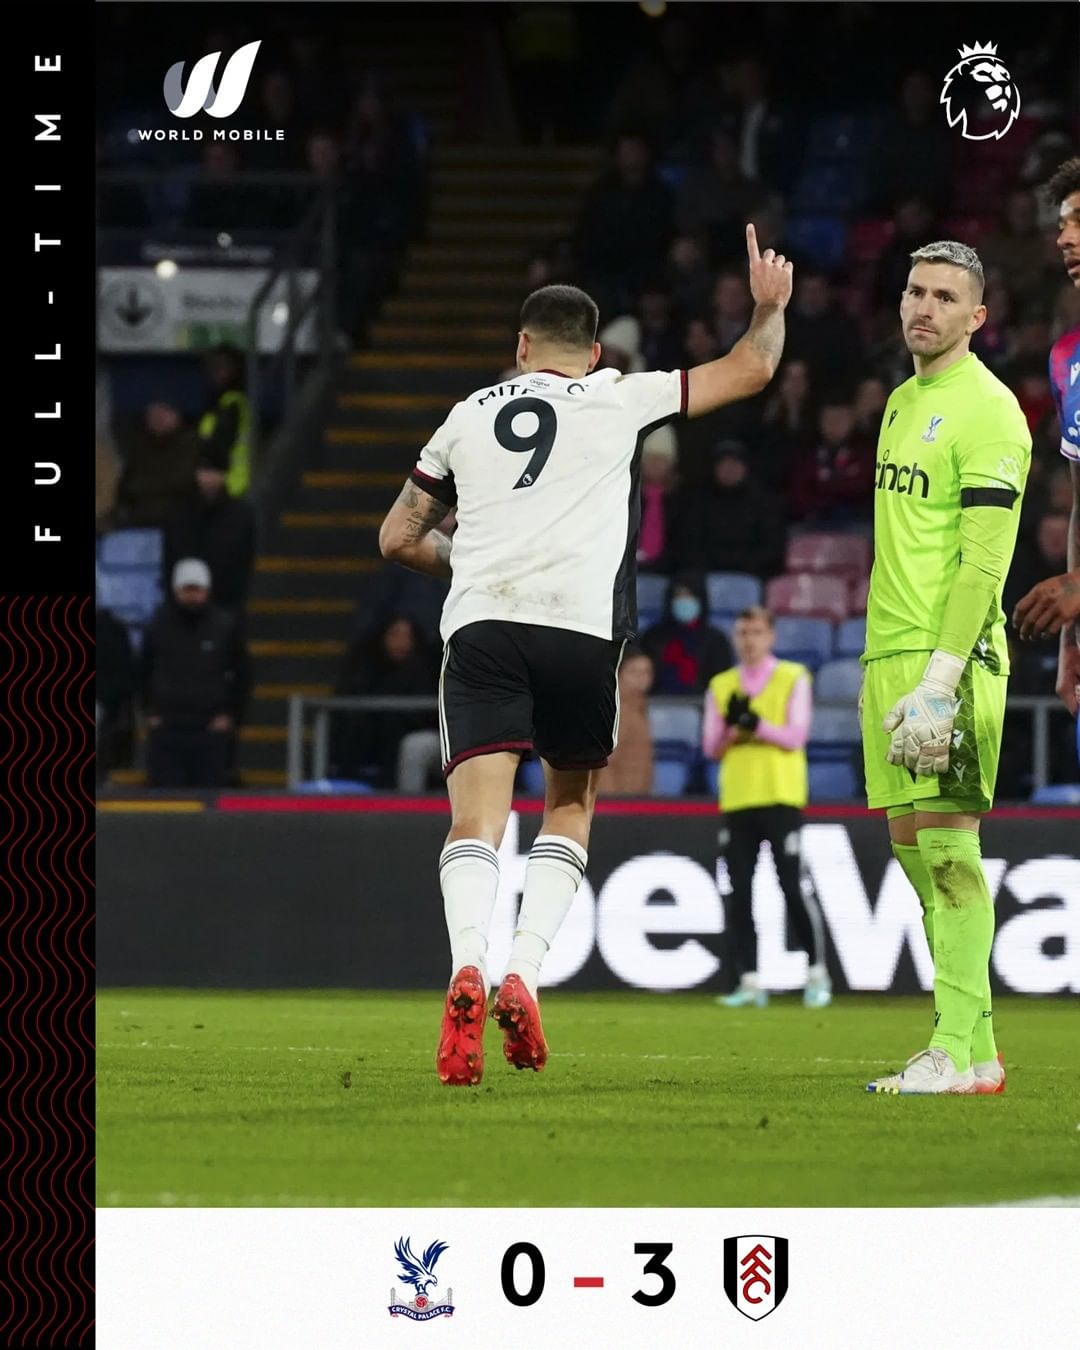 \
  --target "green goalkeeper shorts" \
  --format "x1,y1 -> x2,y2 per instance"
860,650 -> 1007,812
